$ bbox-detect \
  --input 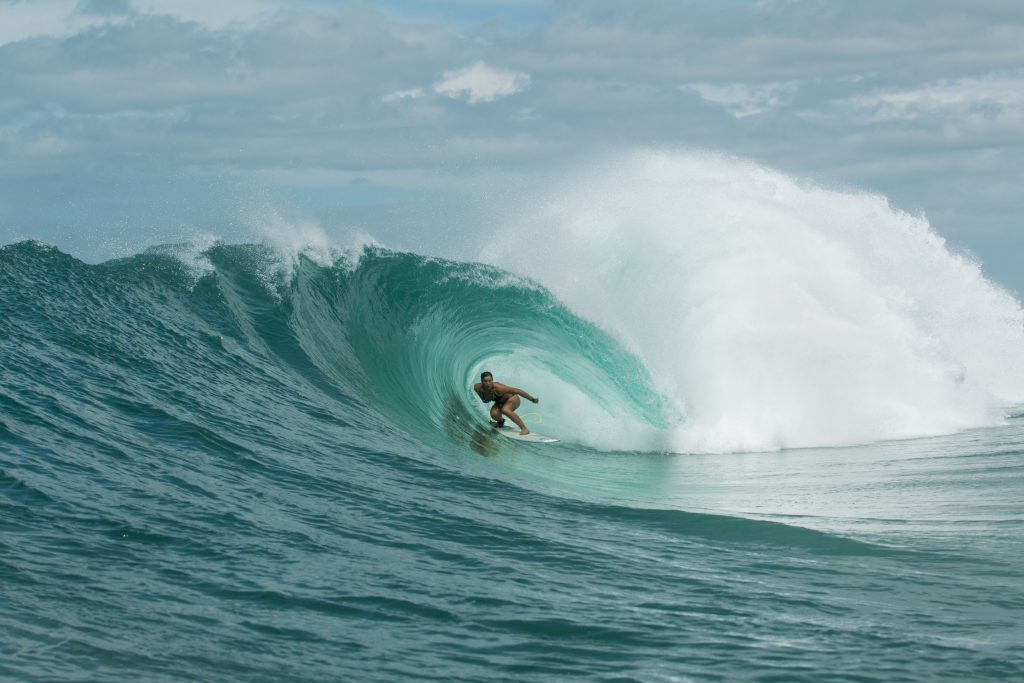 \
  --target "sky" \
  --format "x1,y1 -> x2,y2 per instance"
1,0 -> 1023,294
